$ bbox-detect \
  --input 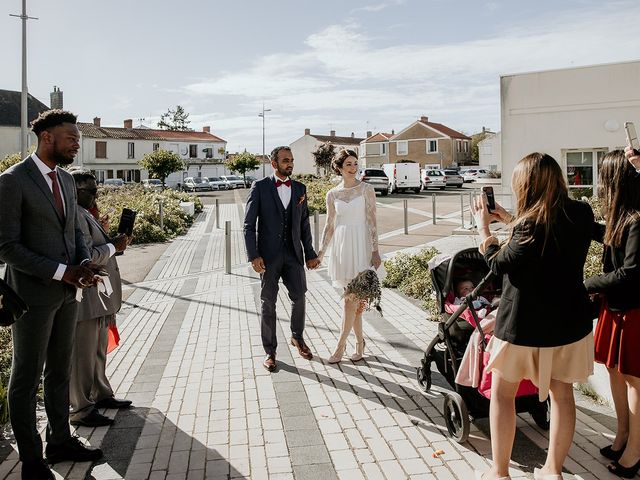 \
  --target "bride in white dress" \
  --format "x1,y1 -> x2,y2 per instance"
317,149 -> 381,363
